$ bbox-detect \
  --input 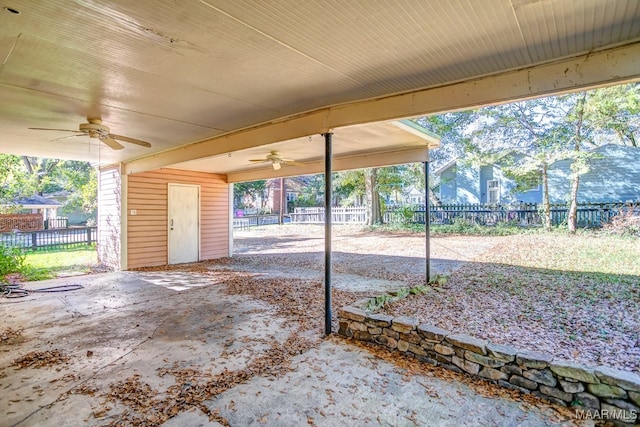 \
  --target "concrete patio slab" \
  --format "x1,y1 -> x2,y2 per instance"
1,266 -> 582,426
